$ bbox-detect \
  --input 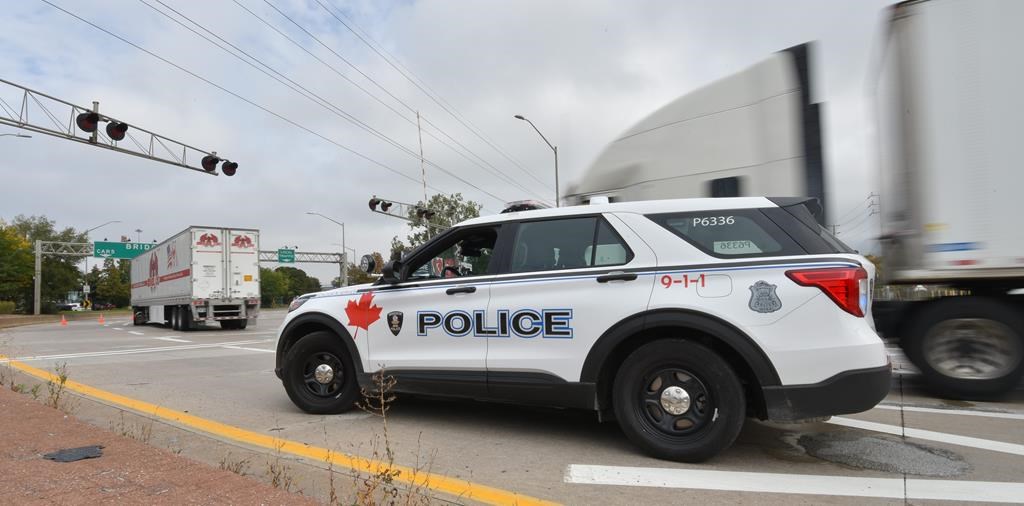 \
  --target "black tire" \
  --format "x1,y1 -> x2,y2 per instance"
236,319 -> 248,330
613,339 -> 745,462
903,297 -> 1024,398
281,331 -> 359,414
220,320 -> 239,330
132,308 -> 145,326
180,308 -> 193,331
170,306 -> 181,330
